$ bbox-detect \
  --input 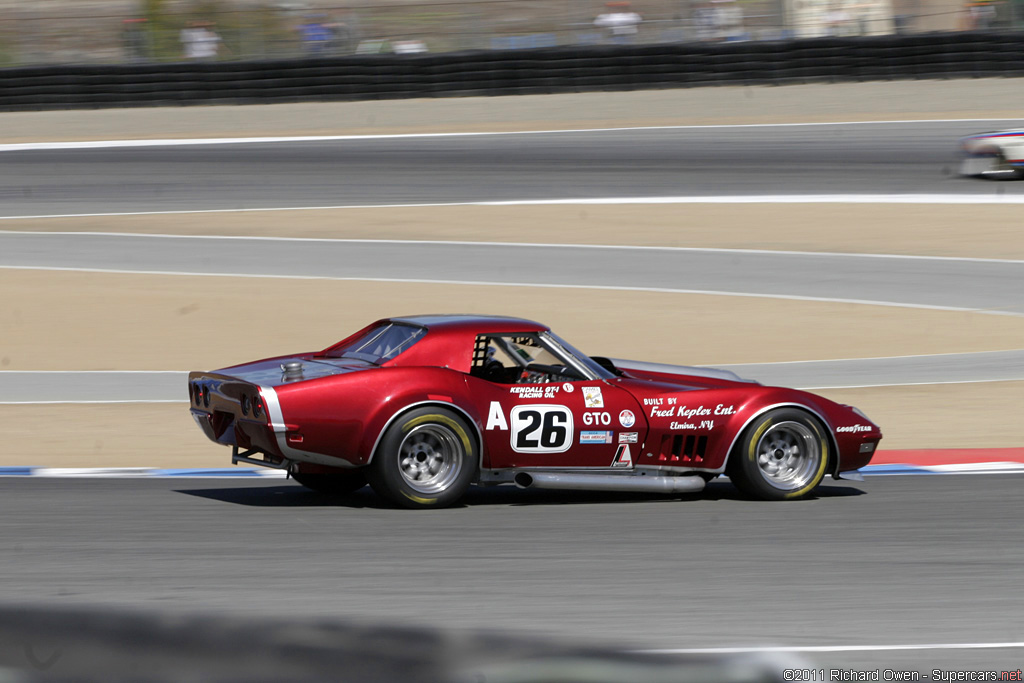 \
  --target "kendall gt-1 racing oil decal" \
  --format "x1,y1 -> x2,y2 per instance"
509,385 -> 562,399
